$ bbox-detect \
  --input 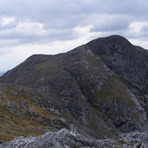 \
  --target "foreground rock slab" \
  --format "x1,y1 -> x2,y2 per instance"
0,128 -> 147,148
